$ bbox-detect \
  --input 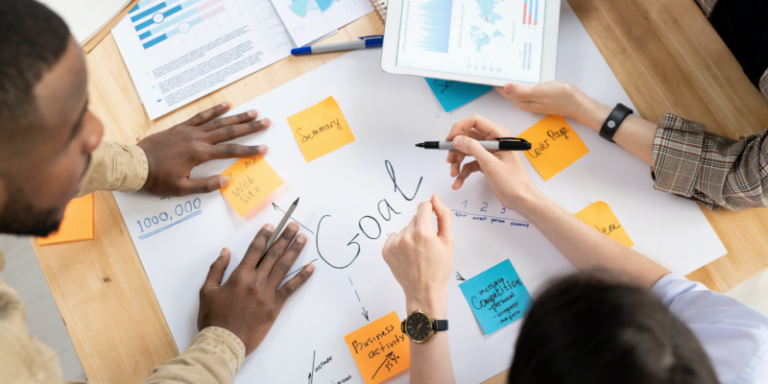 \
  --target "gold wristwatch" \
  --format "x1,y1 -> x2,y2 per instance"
401,309 -> 449,343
